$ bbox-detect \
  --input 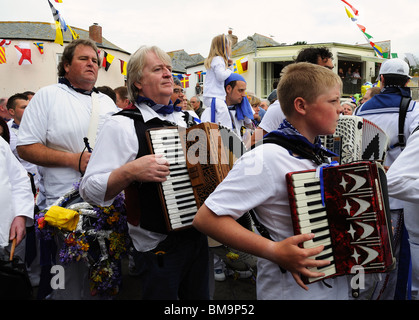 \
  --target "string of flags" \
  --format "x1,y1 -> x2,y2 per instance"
341,0 -> 397,59
48,0 -> 79,46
